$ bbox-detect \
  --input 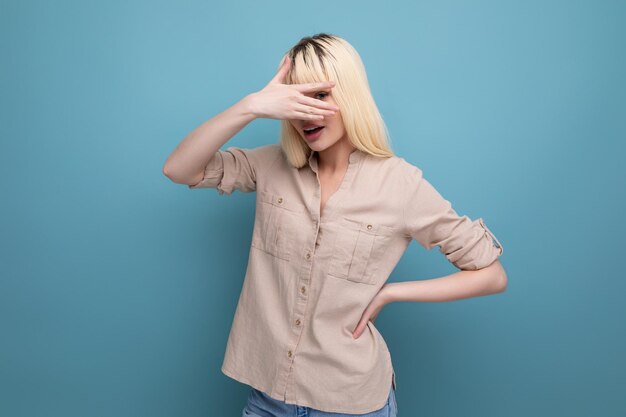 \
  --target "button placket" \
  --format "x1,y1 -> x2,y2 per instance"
283,151 -> 364,405
283,213 -> 316,403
